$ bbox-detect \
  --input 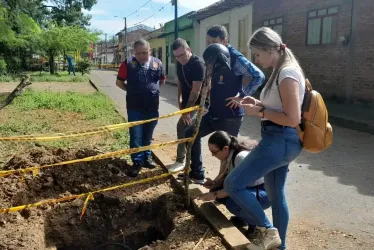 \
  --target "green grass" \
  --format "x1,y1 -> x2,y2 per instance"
11,89 -> 119,120
0,71 -> 88,83
0,89 -> 130,164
